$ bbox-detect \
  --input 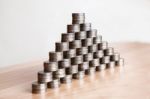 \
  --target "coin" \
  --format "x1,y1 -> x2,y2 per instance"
67,24 -> 80,33
71,55 -> 83,65
97,41 -> 108,50
72,71 -> 85,79
83,53 -> 93,62
76,47 -> 88,55
63,49 -> 76,58
69,40 -> 82,49
60,75 -> 72,84
82,38 -> 93,46
116,58 -> 124,66
96,64 -> 106,71
61,33 -> 75,42
78,62 -> 89,71
49,52 -> 63,62
89,58 -> 99,67
47,79 -> 60,88
44,61 -> 58,72
106,61 -> 115,68
110,53 -> 120,61
88,44 -> 97,53
87,29 -> 97,38
93,50 -> 104,58
80,23 -> 91,31
71,65 -> 78,74
100,56 -> 110,64
85,67 -> 96,75
72,13 -> 85,20
38,71 -> 52,83
104,47 -> 114,56
93,35 -> 102,44
32,82 -> 47,94
55,42 -> 69,52
58,59 -> 71,68
75,31 -> 87,40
